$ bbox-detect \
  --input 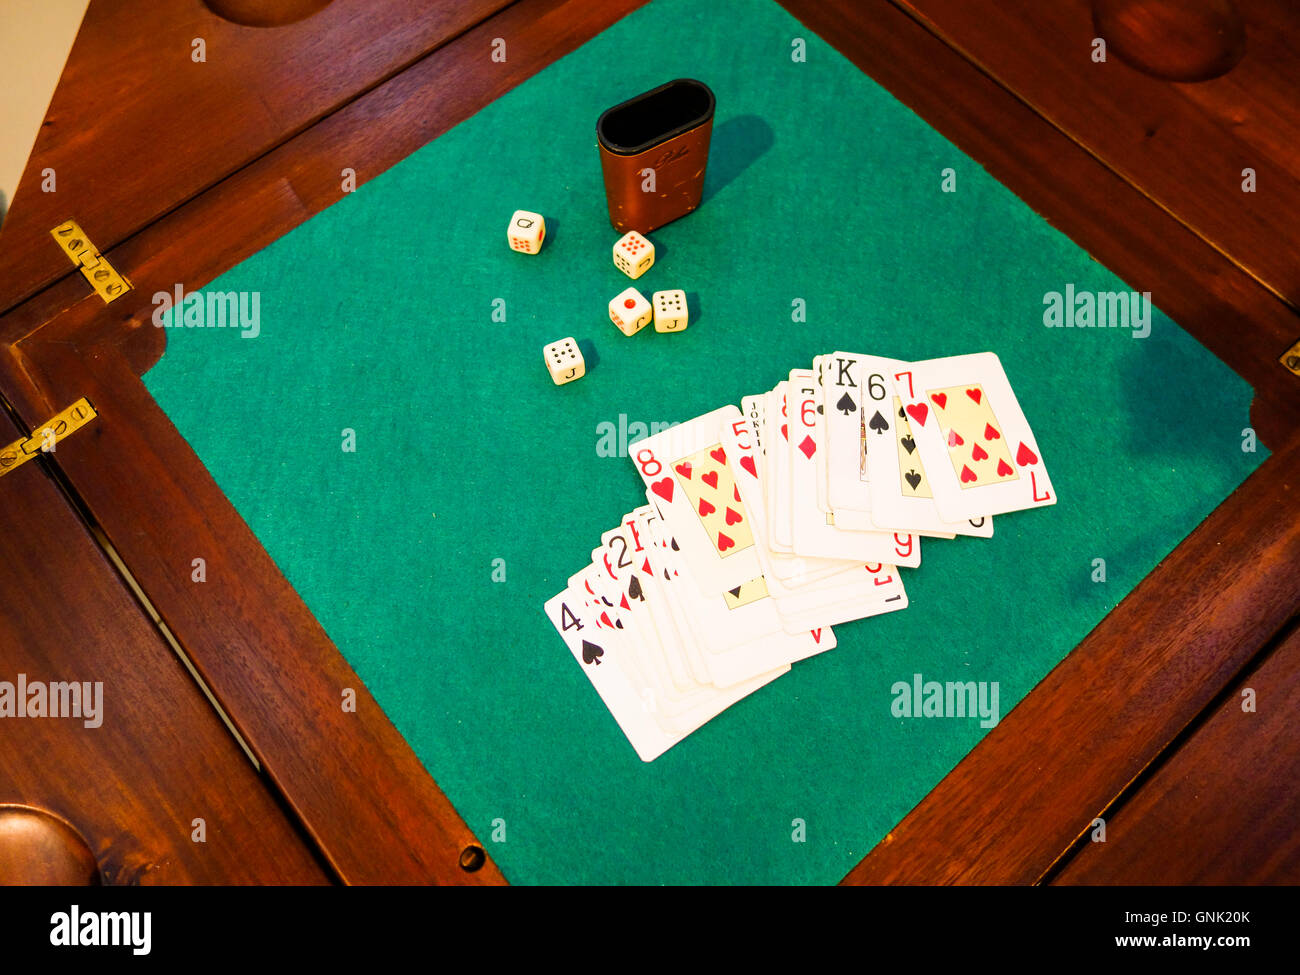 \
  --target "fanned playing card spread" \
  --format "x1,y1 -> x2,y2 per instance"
545,350 -> 1052,760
